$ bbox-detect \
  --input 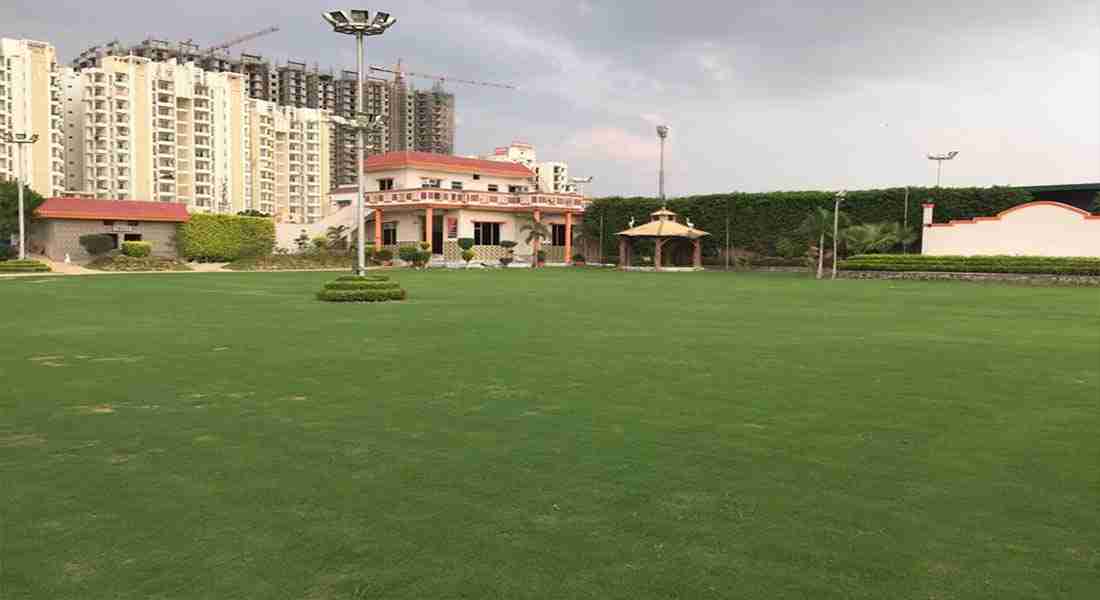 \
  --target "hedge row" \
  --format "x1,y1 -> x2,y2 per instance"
582,186 -> 1033,260
322,280 -> 402,291
0,259 -> 51,273
121,241 -> 152,258
840,255 -> 1100,276
316,288 -> 407,302
335,275 -> 390,282
225,253 -> 352,271
86,256 -> 192,272
177,214 -> 275,262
